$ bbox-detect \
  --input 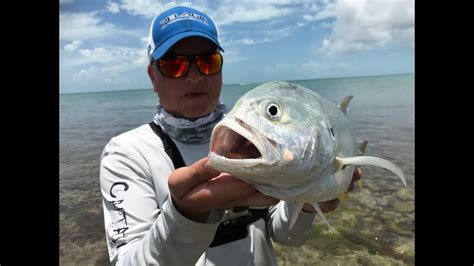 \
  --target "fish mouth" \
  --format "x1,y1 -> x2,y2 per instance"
209,116 -> 280,167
